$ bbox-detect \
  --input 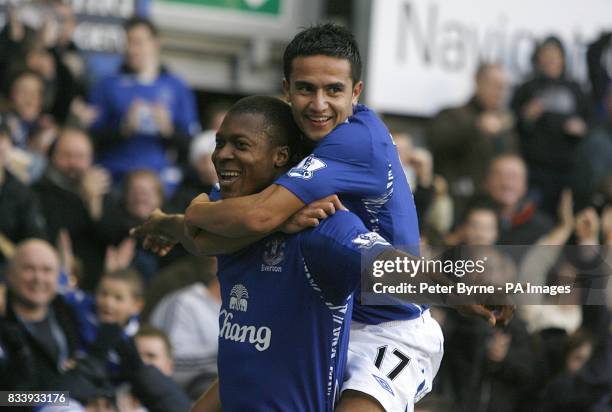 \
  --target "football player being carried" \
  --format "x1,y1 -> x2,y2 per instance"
134,95 -> 391,411
136,25 -> 514,412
